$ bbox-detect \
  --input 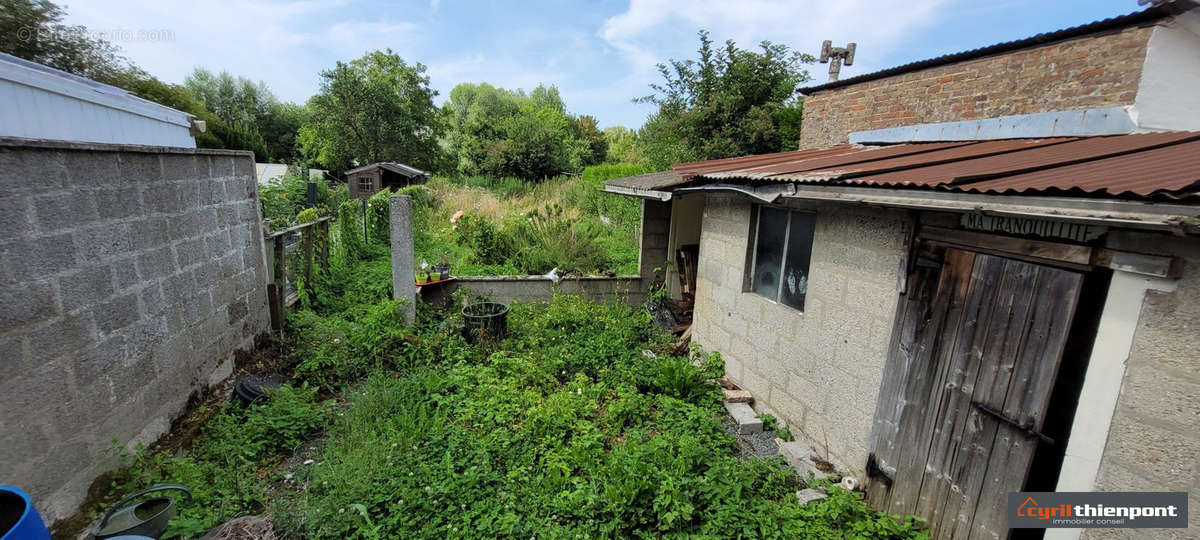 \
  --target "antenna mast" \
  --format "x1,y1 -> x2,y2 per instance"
819,40 -> 857,82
